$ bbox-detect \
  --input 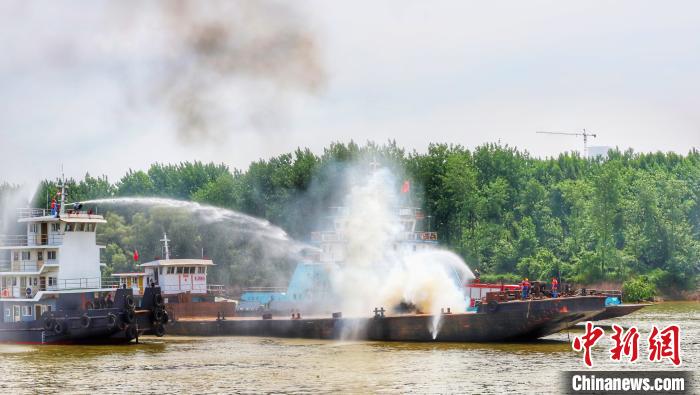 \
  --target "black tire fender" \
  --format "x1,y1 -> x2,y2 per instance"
154,323 -> 165,337
161,311 -> 169,325
80,314 -> 91,329
124,294 -> 135,310
43,317 -> 54,331
125,325 -> 137,341
153,308 -> 164,322
54,320 -> 67,335
153,293 -> 164,308
123,309 -> 136,324
106,313 -> 118,330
